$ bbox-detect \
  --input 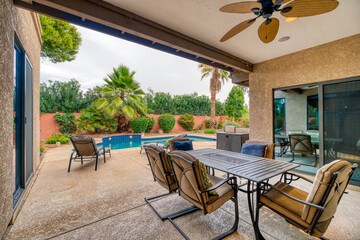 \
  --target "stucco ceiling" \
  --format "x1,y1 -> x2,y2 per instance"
104,0 -> 360,64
